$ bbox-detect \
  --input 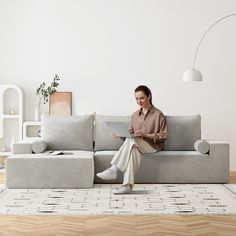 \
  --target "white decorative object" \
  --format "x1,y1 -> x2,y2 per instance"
0,84 -> 23,145
10,136 -> 15,151
23,121 -> 41,141
34,107 -> 40,121
9,106 -> 16,115
1,144 -> 8,152
183,13 -> 236,81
